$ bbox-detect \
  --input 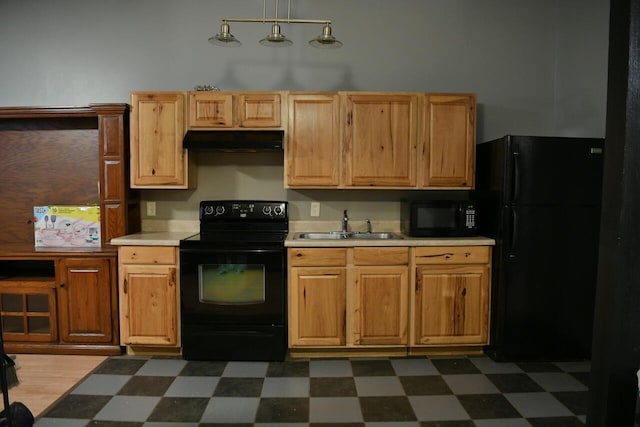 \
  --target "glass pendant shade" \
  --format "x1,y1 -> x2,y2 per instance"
309,23 -> 343,49
259,23 -> 293,47
209,22 -> 241,47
